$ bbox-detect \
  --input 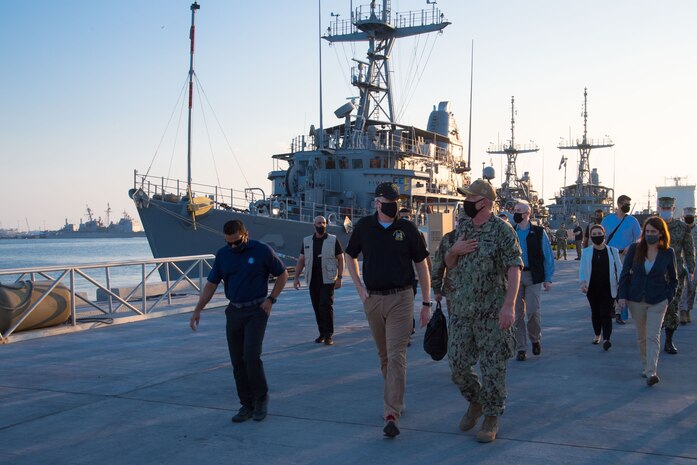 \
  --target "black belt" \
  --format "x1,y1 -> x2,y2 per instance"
229,297 -> 266,309
368,285 -> 413,296
523,267 -> 530,271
